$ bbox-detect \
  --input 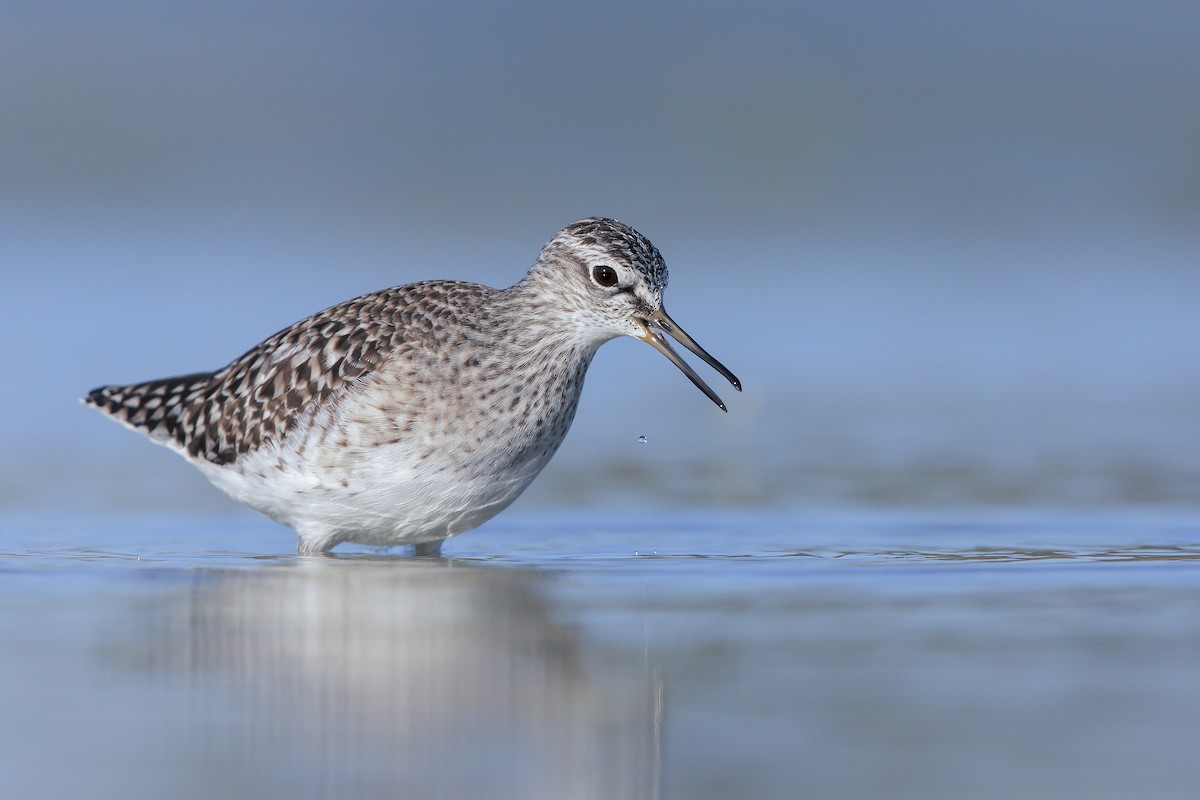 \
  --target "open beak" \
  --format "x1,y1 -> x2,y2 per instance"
635,307 -> 742,412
